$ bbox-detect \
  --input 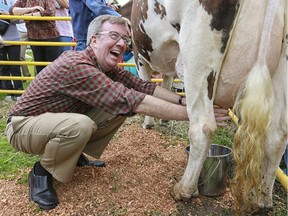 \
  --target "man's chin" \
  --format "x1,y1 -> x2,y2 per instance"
104,64 -> 119,71
109,60 -> 120,68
